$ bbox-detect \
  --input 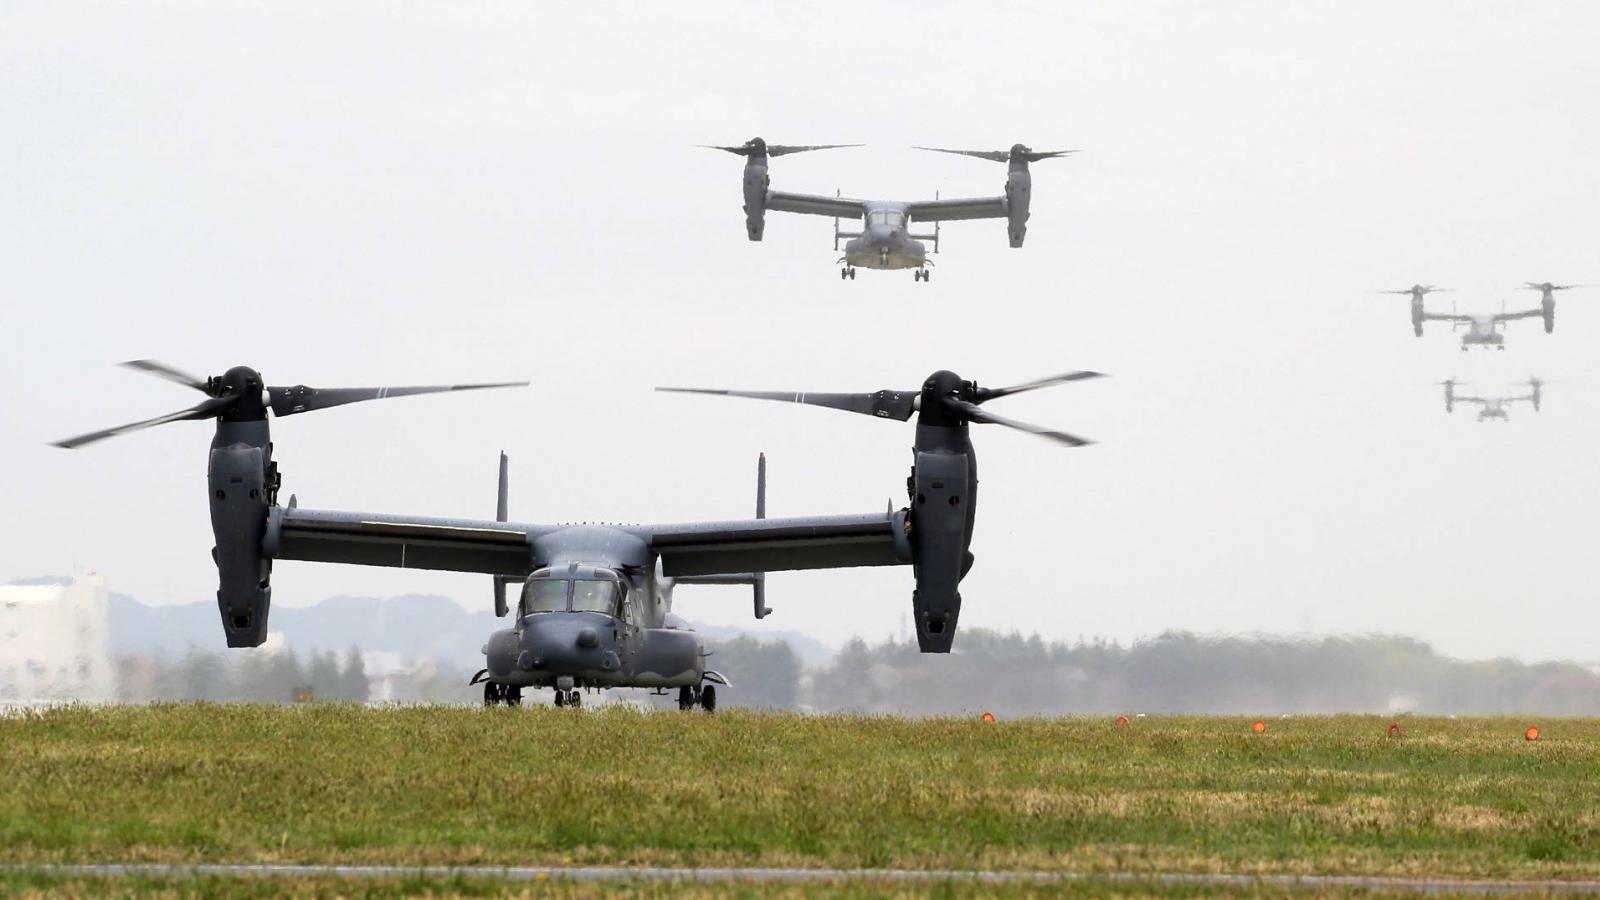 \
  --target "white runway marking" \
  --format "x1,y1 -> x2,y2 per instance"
12,865 -> 1600,893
